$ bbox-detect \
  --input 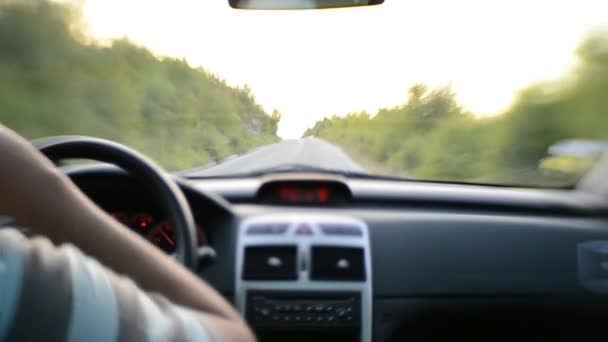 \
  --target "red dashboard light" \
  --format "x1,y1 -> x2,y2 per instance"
277,184 -> 332,204
133,214 -> 152,230
279,185 -> 296,202
258,180 -> 351,205
318,186 -> 329,203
